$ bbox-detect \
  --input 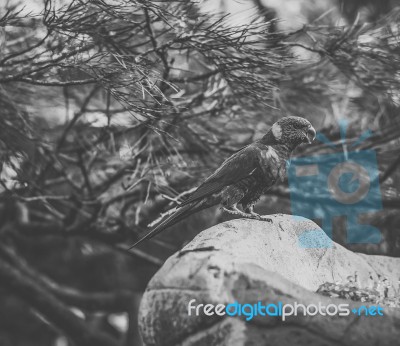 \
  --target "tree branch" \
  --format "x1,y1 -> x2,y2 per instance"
0,243 -> 135,313
0,258 -> 119,346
